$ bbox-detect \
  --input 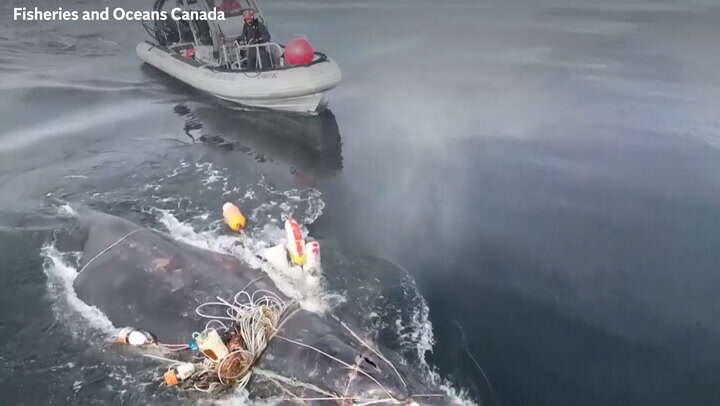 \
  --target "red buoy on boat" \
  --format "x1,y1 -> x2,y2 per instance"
285,37 -> 314,65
